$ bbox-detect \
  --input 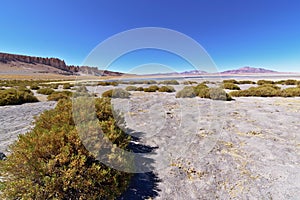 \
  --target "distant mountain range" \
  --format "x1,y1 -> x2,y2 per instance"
144,67 -> 278,76
0,52 -> 281,77
220,66 -> 278,74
